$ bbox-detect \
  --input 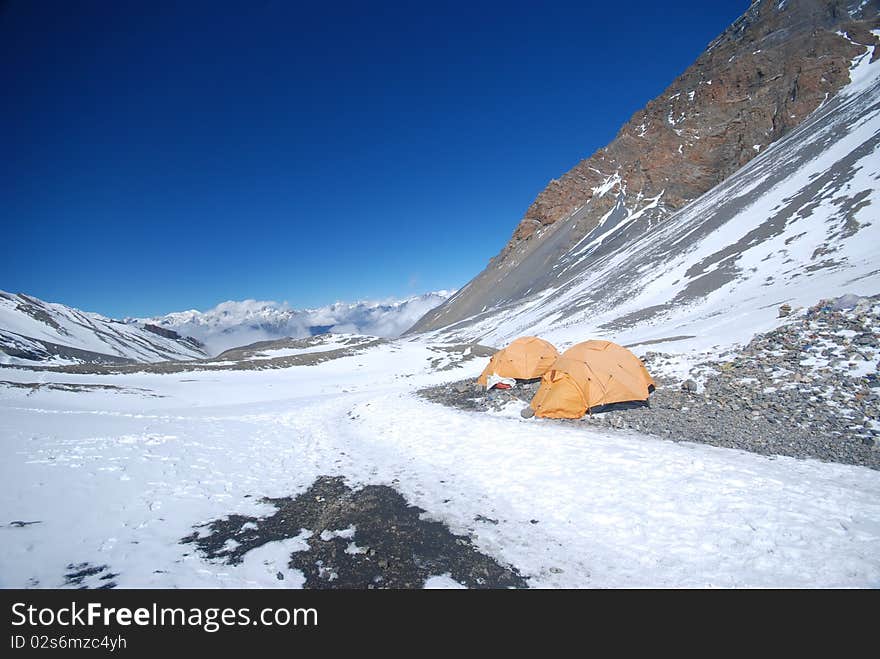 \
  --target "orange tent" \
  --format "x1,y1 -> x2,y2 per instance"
477,336 -> 560,386
530,340 -> 654,419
